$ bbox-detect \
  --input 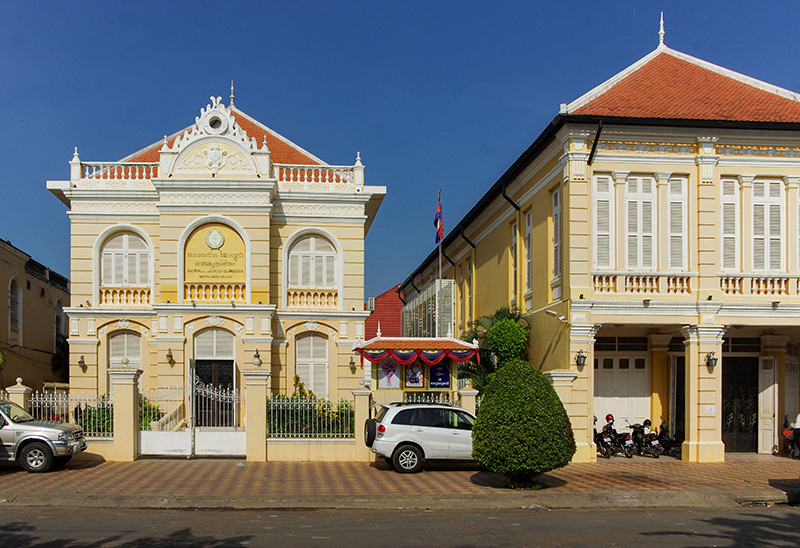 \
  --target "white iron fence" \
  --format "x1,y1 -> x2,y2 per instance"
140,385 -> 188,431
267,396 -> 354,439
29,391 -> 114,438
